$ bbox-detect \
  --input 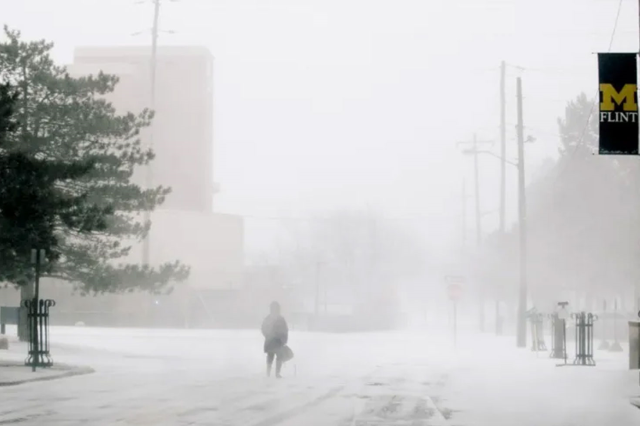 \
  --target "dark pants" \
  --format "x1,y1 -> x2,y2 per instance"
266,351 -> 282,376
